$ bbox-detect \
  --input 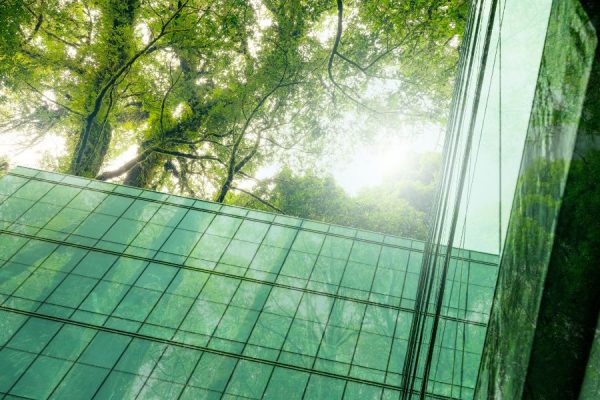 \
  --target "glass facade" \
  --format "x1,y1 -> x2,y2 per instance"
0,166 -> 498,399
395,0 -> 561,396
475,0 -> 597,398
